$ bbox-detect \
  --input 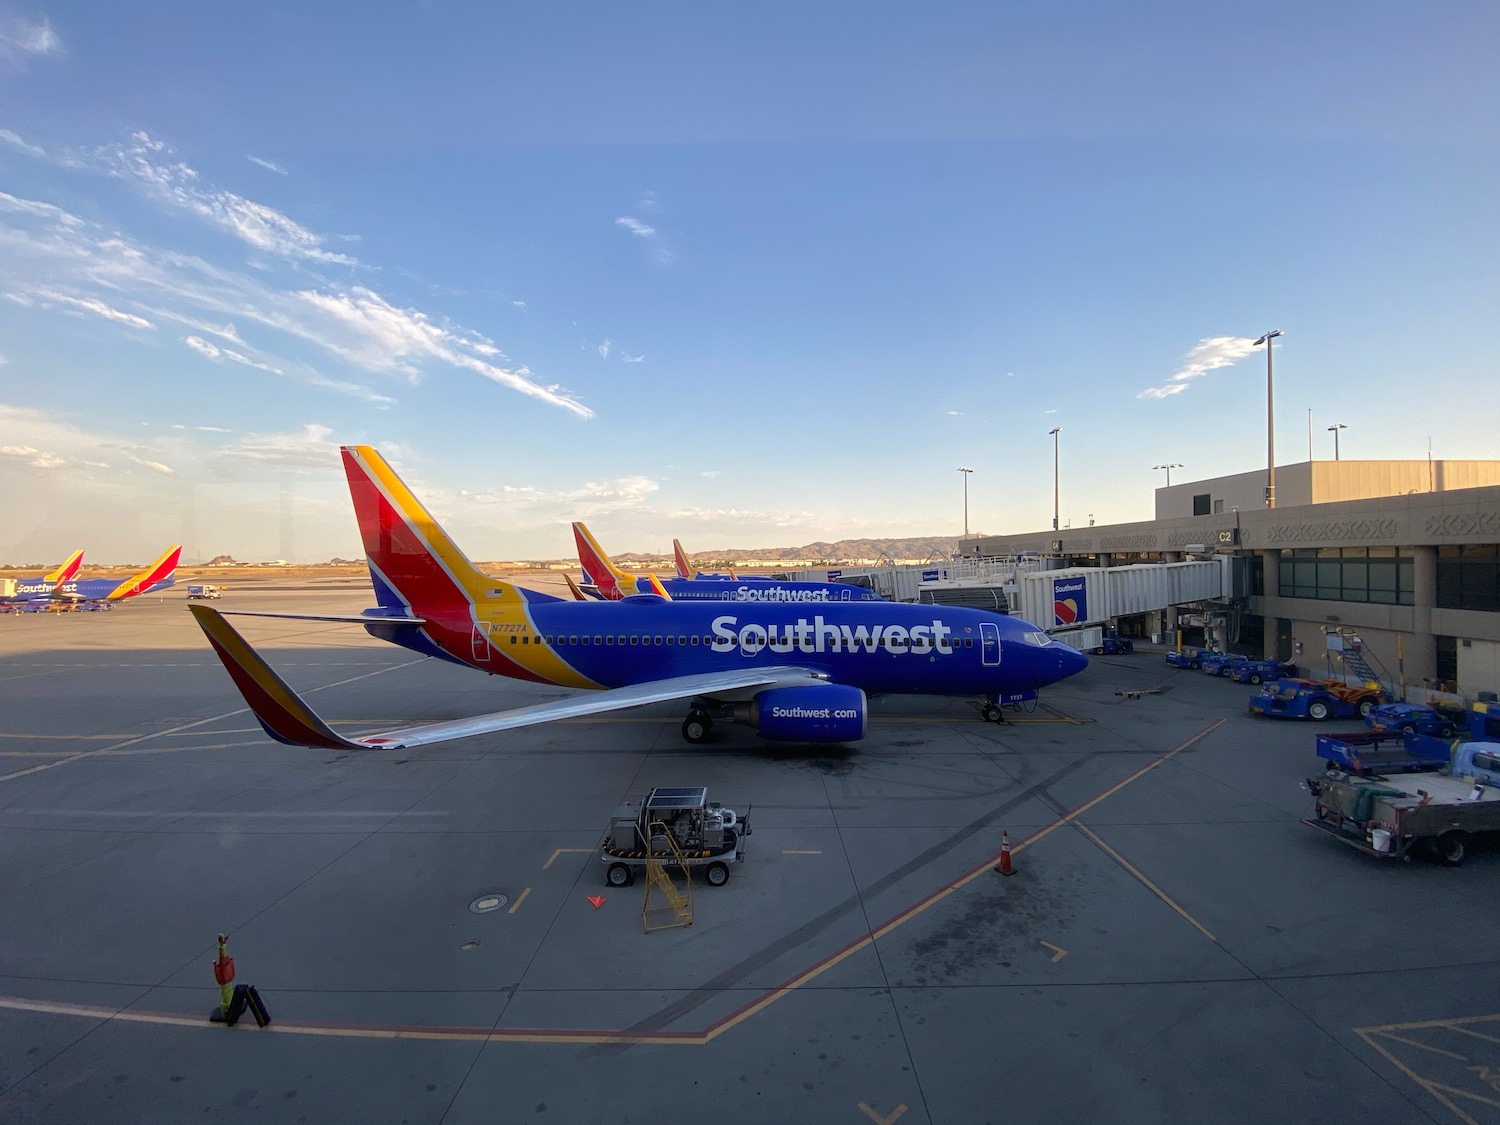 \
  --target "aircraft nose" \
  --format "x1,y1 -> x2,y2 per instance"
1054,644 -> 1089,682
